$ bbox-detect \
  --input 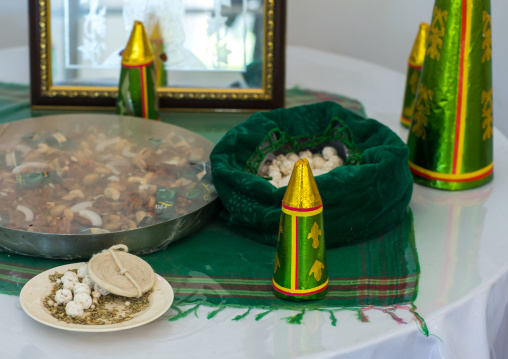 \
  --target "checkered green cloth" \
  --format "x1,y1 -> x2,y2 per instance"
0,83 -> 426,331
